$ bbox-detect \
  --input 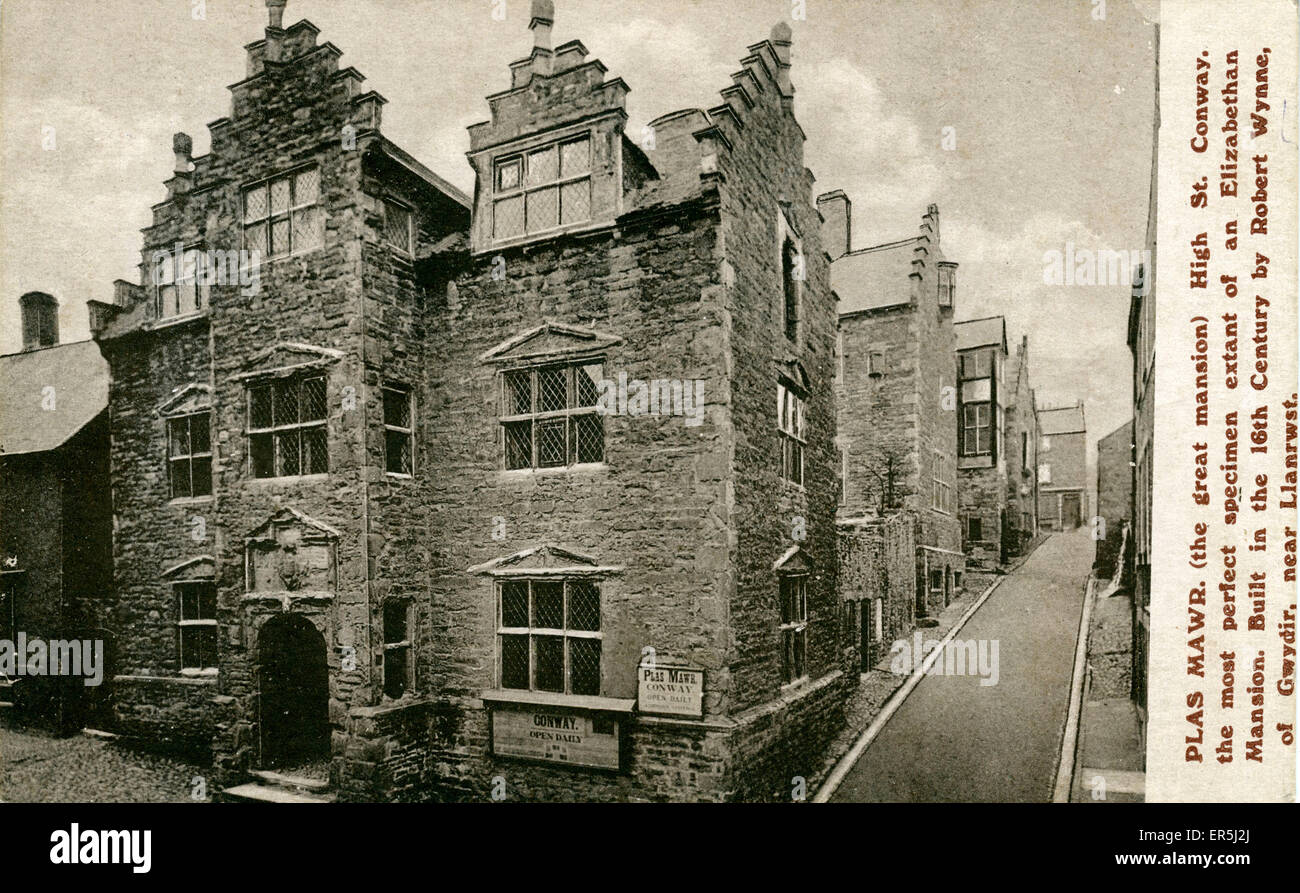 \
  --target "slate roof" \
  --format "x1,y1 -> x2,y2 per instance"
1038,405 -> 1087,435
0,340 -> 108,456
954,316 -> 1007,351
833,238 -> 919,315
